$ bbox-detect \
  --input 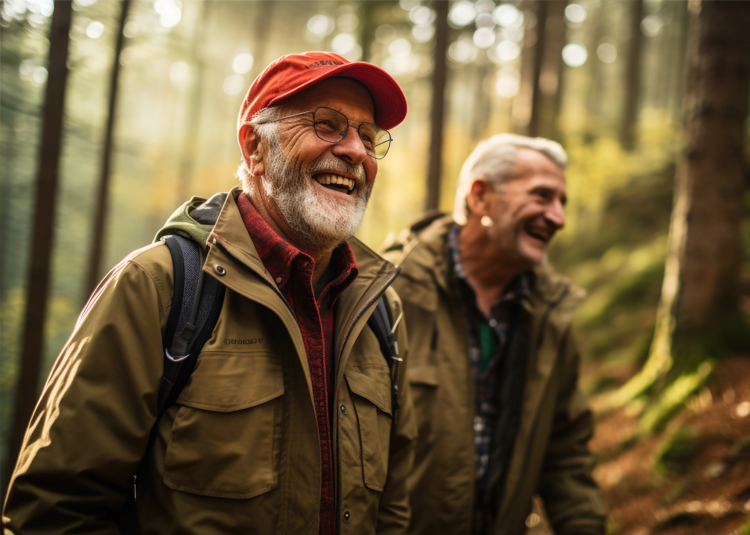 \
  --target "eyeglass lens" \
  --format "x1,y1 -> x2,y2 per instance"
312,108 -> 391,160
